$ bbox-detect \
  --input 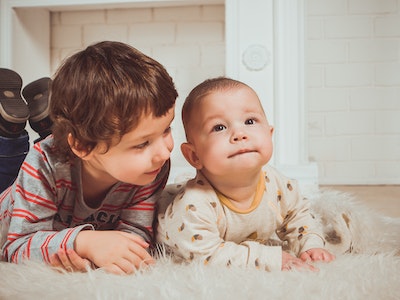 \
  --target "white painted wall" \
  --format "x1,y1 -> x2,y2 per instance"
305,0 -> 400,184
50,5 -> 226,181
1,0 -> 399,185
